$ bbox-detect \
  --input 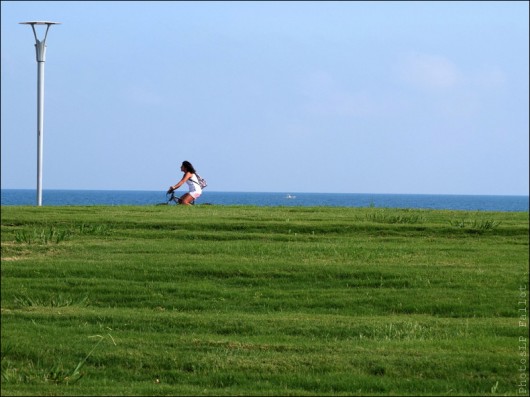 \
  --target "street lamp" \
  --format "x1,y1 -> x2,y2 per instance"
19,21 -> 61,206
